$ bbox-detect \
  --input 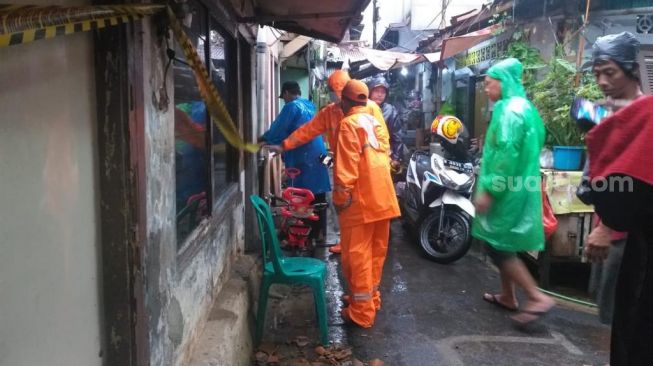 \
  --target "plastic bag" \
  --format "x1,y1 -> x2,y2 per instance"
591,32 -> 640,72
540,148 -> 553,169
542,179 -> 558,239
